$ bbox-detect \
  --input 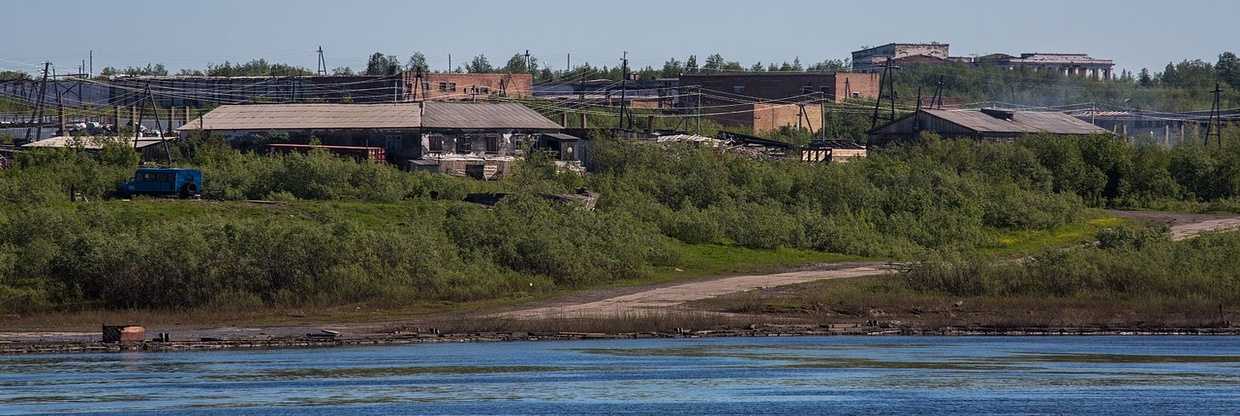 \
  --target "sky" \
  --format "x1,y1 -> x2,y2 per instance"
1,0 -> 1235,76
